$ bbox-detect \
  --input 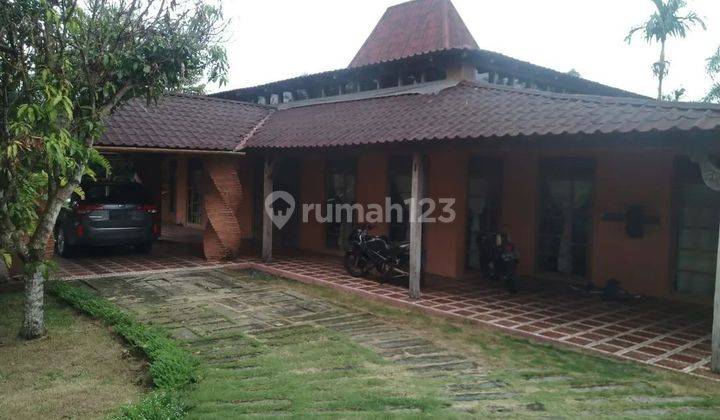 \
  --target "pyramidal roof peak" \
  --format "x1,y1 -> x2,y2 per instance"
348,0 -> 479,68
